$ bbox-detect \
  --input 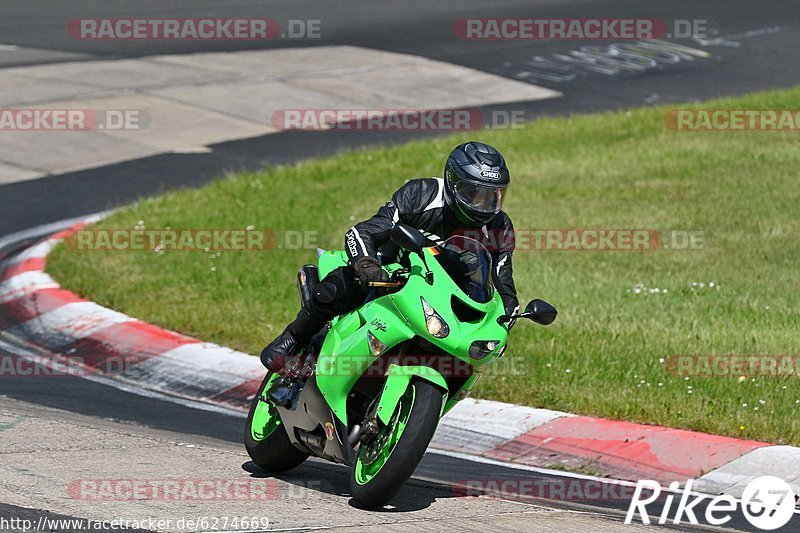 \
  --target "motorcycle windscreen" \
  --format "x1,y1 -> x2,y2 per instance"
432,236 -> 495,303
